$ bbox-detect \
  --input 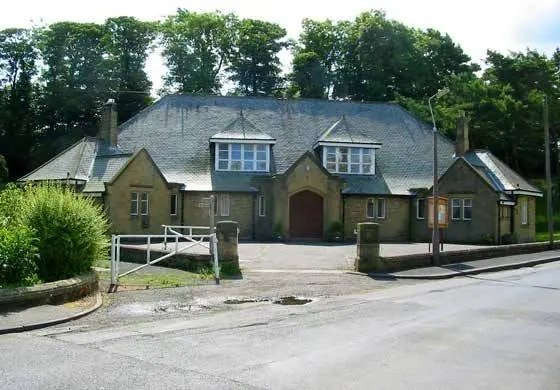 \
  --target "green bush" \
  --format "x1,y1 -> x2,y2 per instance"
327,221 -> 344,242
0,225 -> 40,287
0,183 -> 25,227
22,185 -> 109,282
